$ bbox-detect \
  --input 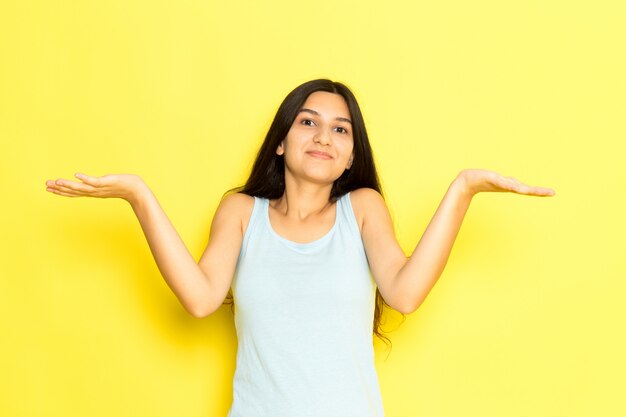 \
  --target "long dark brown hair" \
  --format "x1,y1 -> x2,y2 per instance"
223,79 -> 402,348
